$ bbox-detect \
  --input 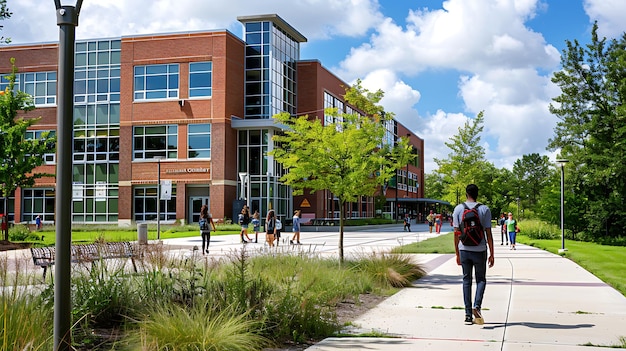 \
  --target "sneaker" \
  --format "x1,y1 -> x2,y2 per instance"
464,315 -> 473,325
205,249 -> 209,254
290,240 -> 294,245
472,308 -> 484,325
